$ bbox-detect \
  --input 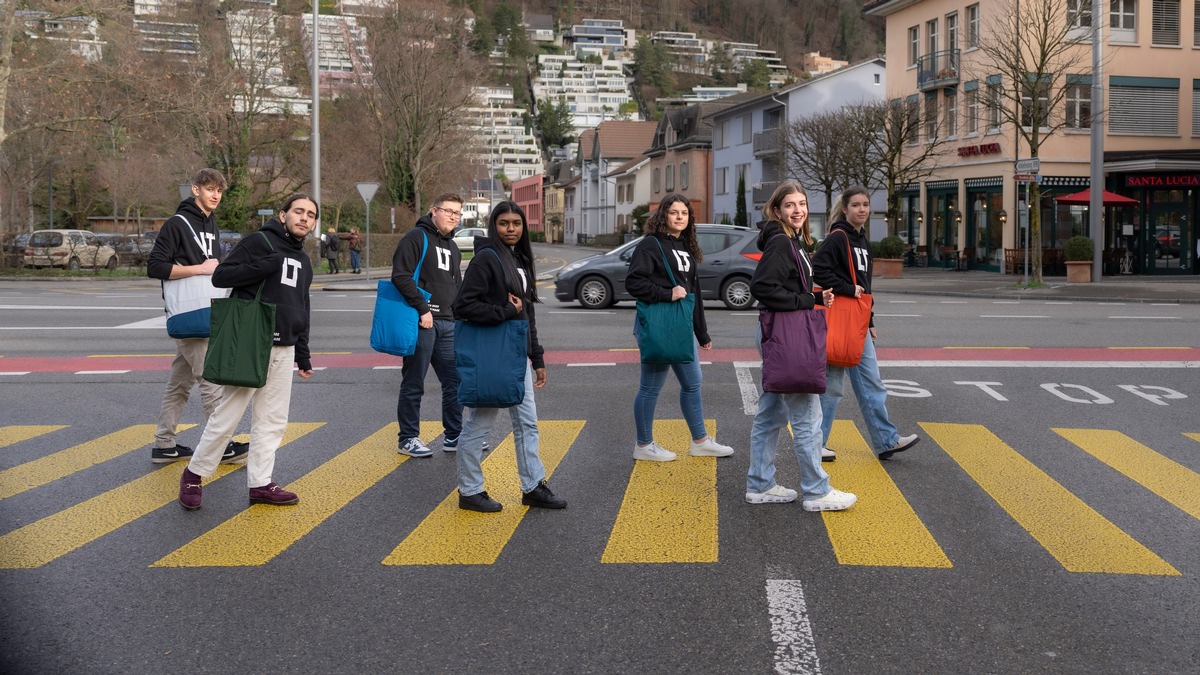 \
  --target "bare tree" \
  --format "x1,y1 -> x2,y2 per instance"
359,6 -> 481,215
968,0 -> 1092,283
781,110 -> 858,223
